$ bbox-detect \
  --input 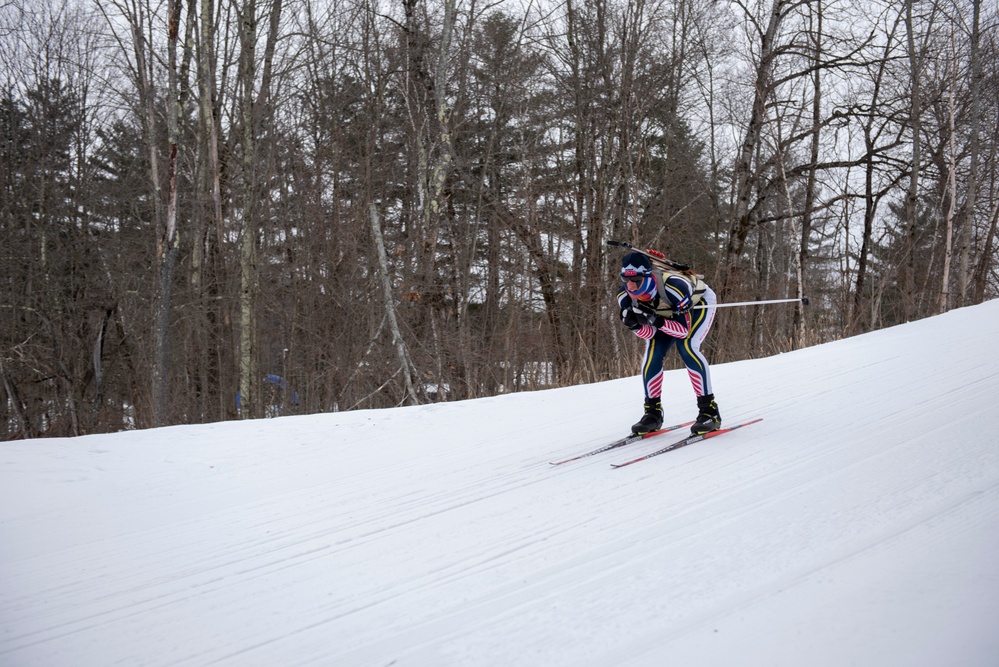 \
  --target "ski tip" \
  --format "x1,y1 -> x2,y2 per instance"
703,417 -> 763,437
